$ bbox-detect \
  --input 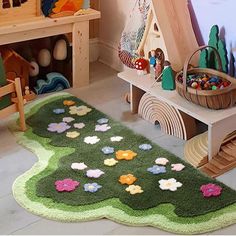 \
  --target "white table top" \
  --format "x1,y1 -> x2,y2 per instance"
118,69 -> 236,125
